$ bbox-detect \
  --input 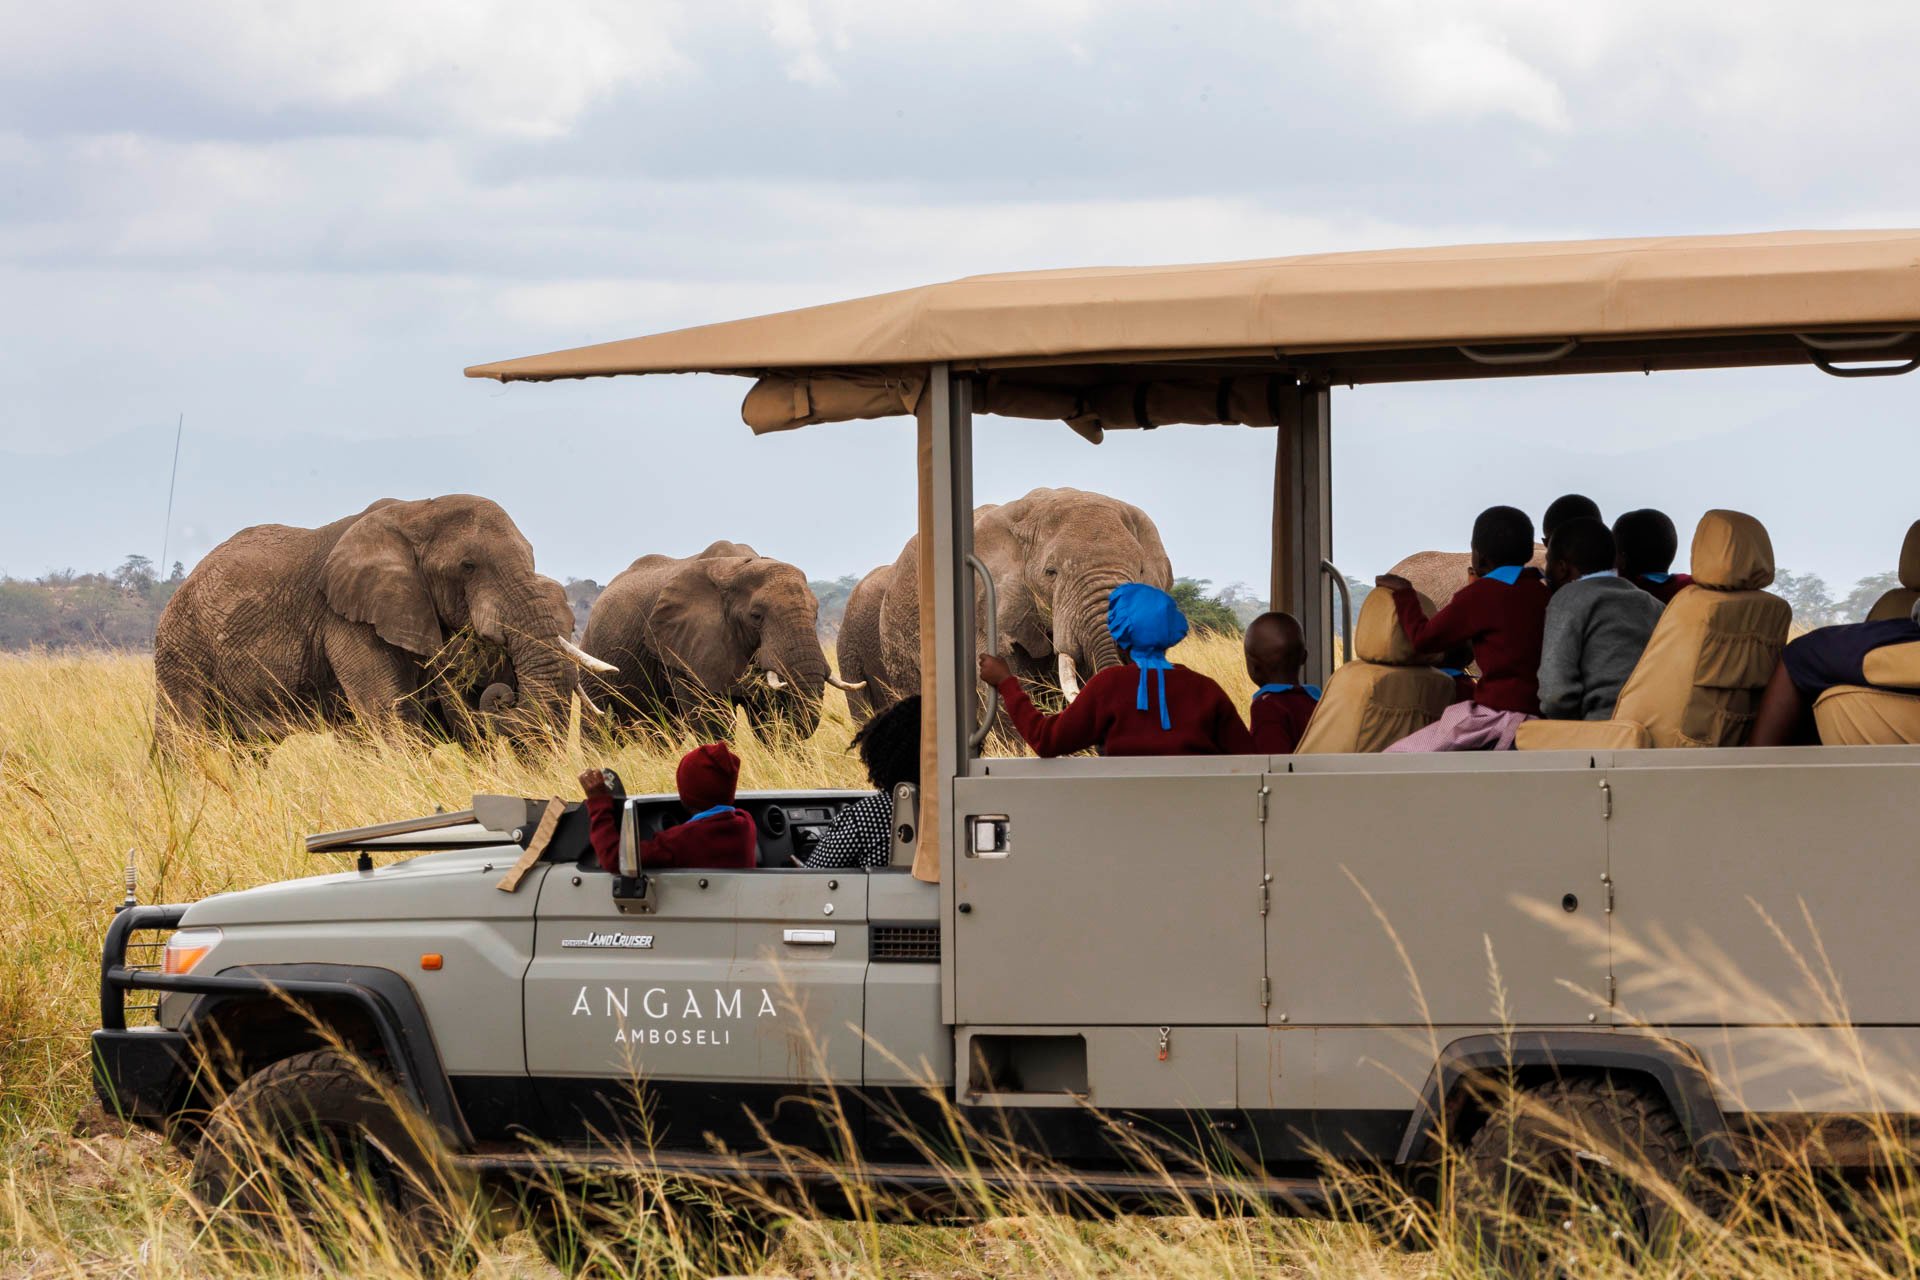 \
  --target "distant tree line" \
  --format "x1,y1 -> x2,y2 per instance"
1,561 -> 1897,653
0,556 -> 186,651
